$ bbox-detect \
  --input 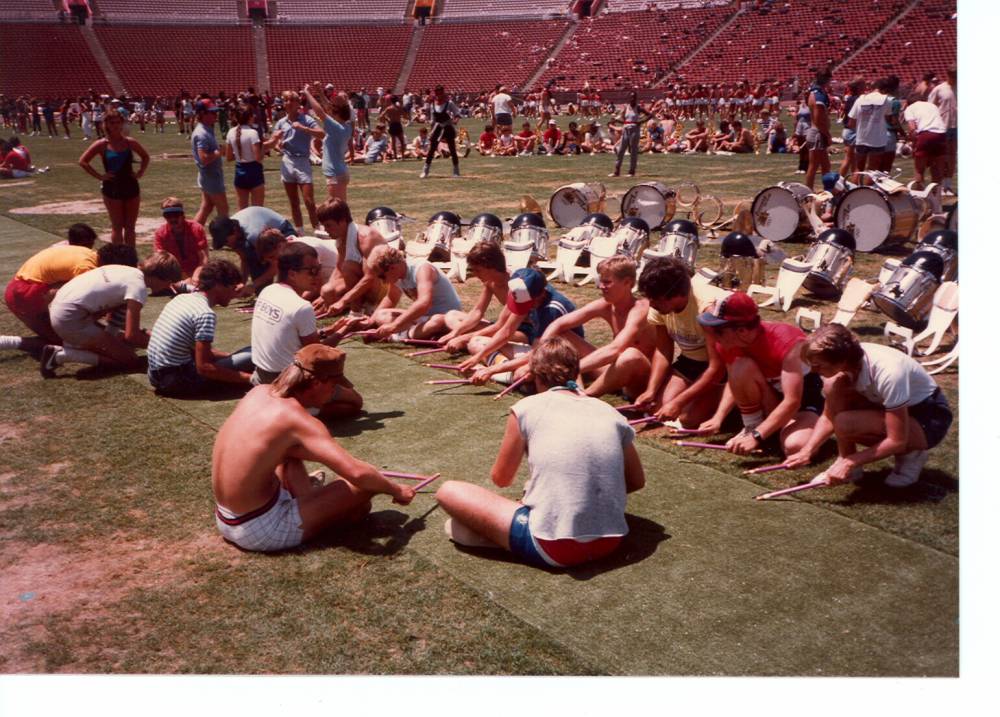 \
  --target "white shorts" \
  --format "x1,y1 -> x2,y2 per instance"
215,486 -> 304,552
49,301 -> 106,347
280,154 -> 313,185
